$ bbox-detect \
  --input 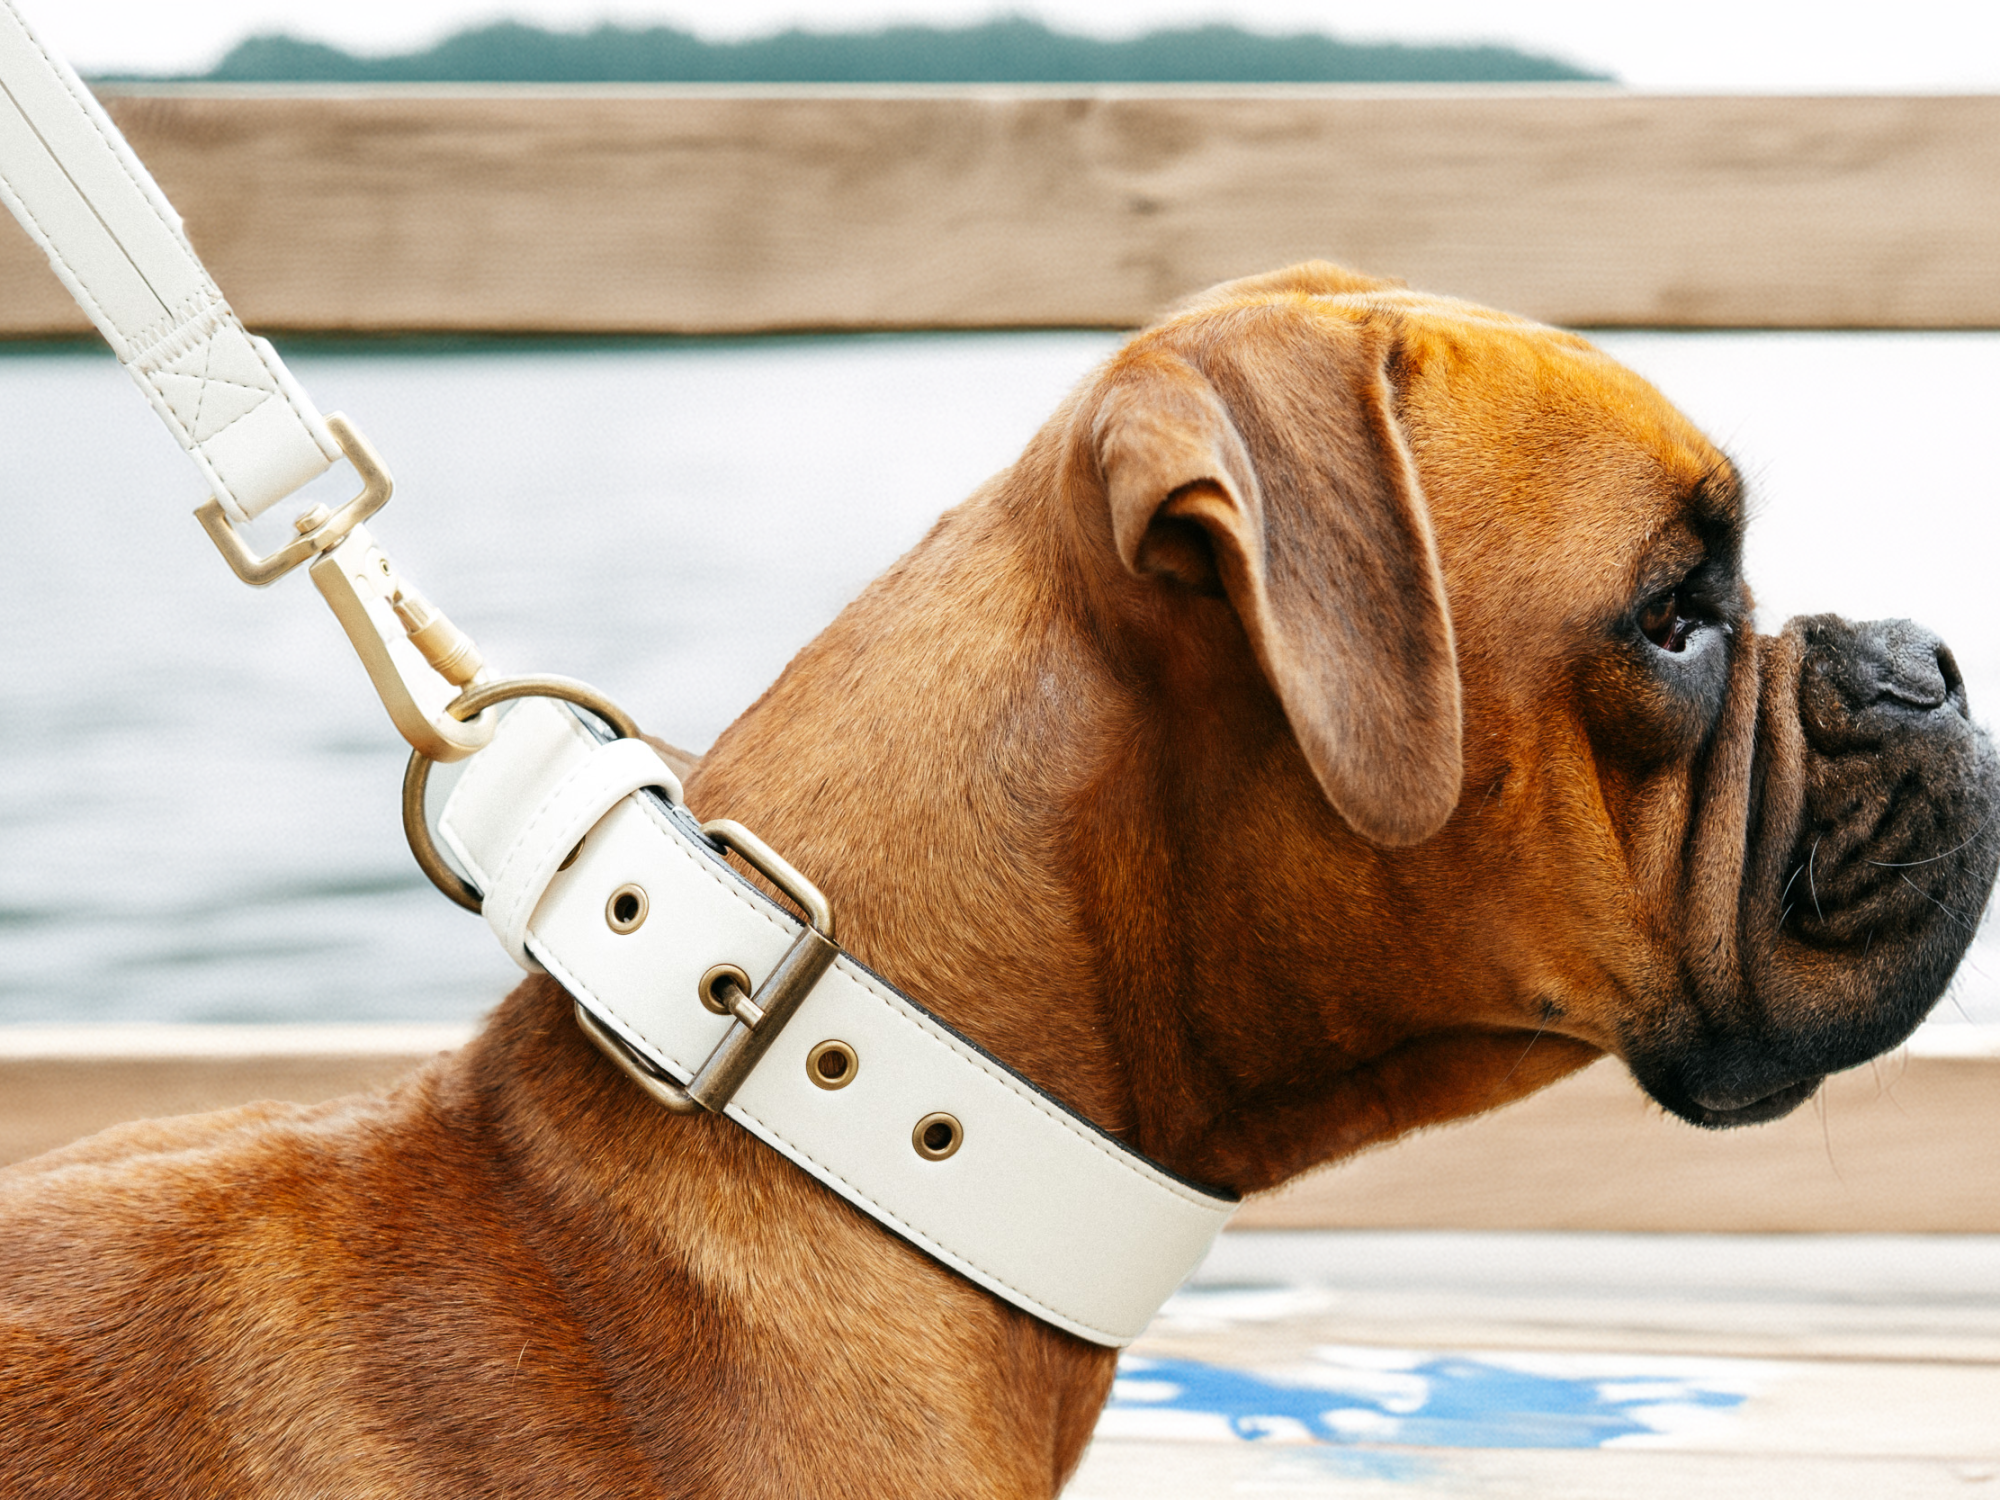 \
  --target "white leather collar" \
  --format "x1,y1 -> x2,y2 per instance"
438,700 -> 1238,1347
